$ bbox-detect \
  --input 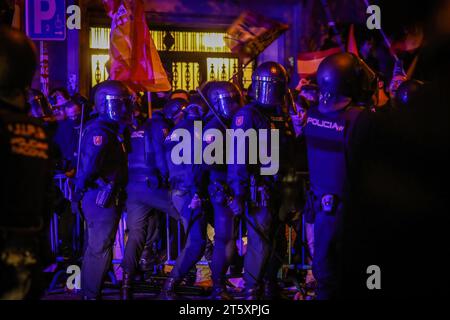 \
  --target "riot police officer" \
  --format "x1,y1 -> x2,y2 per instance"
75,80 -> 132,300
0,27 -> 53,299
228,61 -> 297,299
159,101 -> 209,299
303,52 -> 373,299
120,98 -> 186,300
198,81 -> 243,299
